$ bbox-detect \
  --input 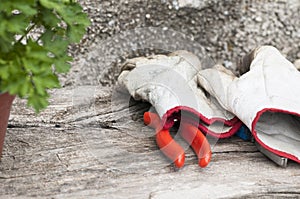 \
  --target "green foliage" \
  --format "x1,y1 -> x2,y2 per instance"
0,0 -> 90,112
